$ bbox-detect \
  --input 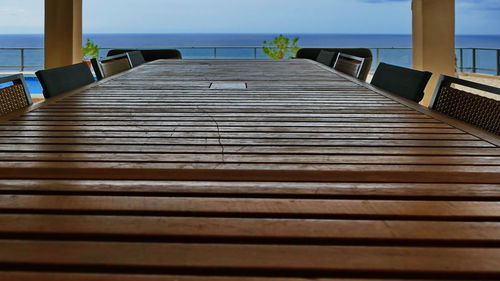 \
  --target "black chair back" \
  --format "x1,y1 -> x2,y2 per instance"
315,50 -> 337,67
35,63 -> 95,99
107,49 -> 182,61
296,48 -> 373,80
333,53 -> 366,79
429,75 -> 499,135
126,51 -> 146,67
371,63 -> 432,103
0,74 -> 32,116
